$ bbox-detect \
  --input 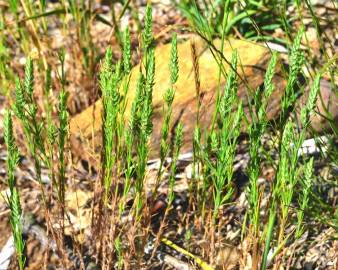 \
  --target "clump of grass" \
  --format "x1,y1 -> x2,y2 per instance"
100,47 -> 120,206
134,3 -> 155,220
93,4 -> 158,265
97,48 -> 124,269
11,53 -> 71,268
154,32 -> 179,198
274,74 -> 320,265
241,28 -> 321,269
13,58 -> 47,200
201,50 -> 244,223
260,72 -> 321,270
177,0 -> 289,44
245,52 -> 278,270
117,27 -> 133,218
4,109 -> 26,270
280,26 -> 304,126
